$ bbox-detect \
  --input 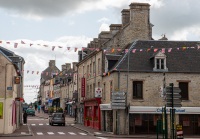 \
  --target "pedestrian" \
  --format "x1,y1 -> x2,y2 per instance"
35,104 -> 37,111
38,105 -> 41,113
23,111 -> 28,124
